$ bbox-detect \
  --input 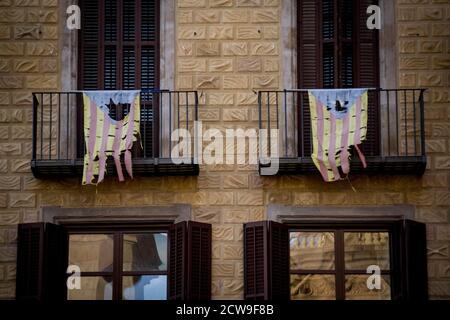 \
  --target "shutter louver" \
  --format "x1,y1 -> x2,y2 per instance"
244,221 -> 289,300
104,0 -> 117,42
168,221 -> 211,300
123,0 -> 135,41
123,47 -> 136,89
403,220 -> 428,300
142,0 -> 157,41
16,223 -> 68,301
104,46 -> 117,90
